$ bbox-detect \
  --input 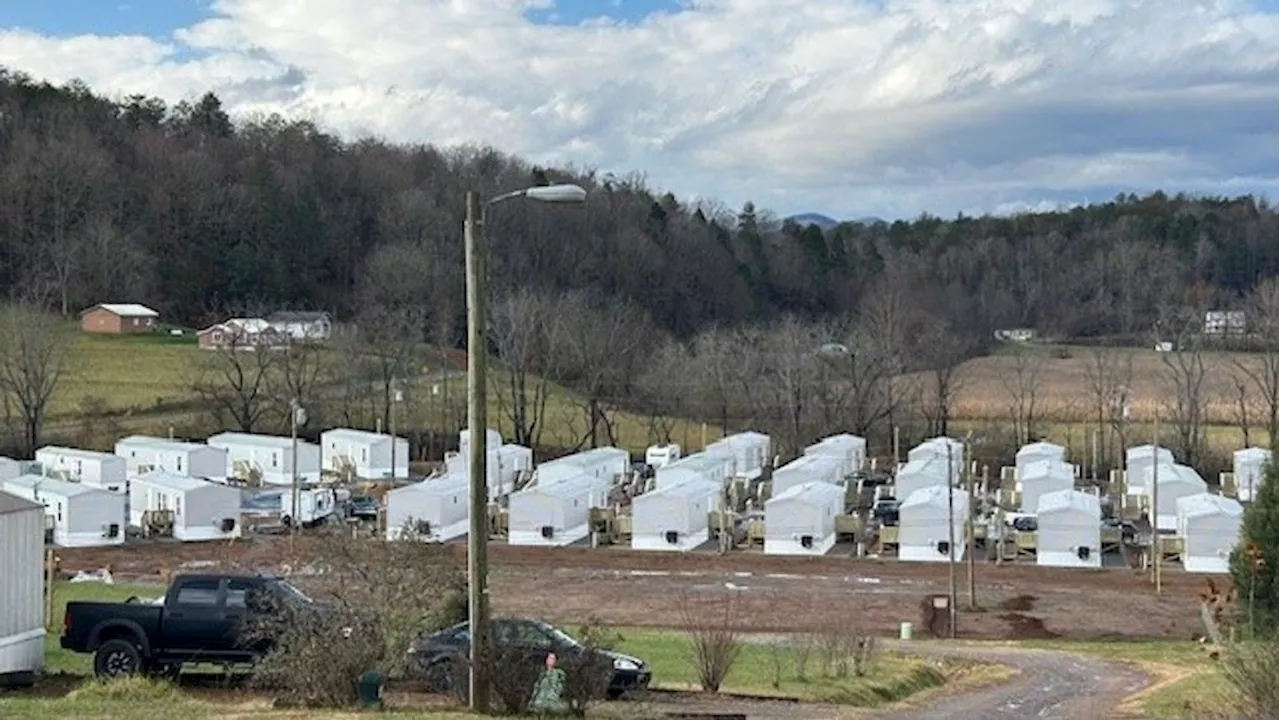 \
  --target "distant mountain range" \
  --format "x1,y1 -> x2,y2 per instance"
787,213 -> 884,230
